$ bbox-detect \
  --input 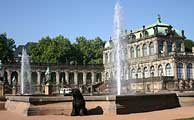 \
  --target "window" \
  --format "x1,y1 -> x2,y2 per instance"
145,31 -> 149,37
143,44 -> 147,56
137,45 -> 141,57
105,53 -> 108,64
176,42 -> 181,52
187,63 -> 193,80
130,47 -> 134,58
177,63 -> 183,79
158,65 -> 163,76
158,41 -> 163,55
166,63 -> 172,76
150,66 -> 155,77
131,68 -> 136,79
143,67 -> 149,78
167,41 -> 173,54
137,68 -> 142,78
149,42 -> 154,55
